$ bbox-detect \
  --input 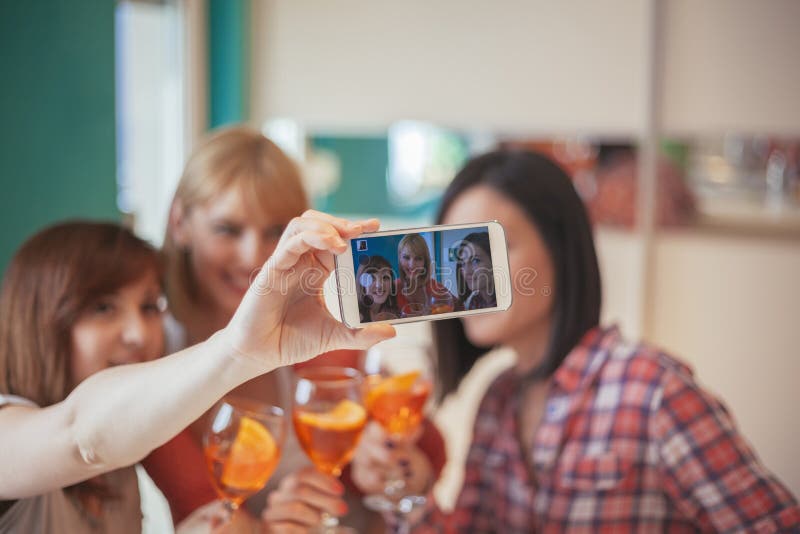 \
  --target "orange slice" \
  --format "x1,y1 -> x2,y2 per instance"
295,399 -> 367,431
221,416 -> 278,490
366,371 -> 420,408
